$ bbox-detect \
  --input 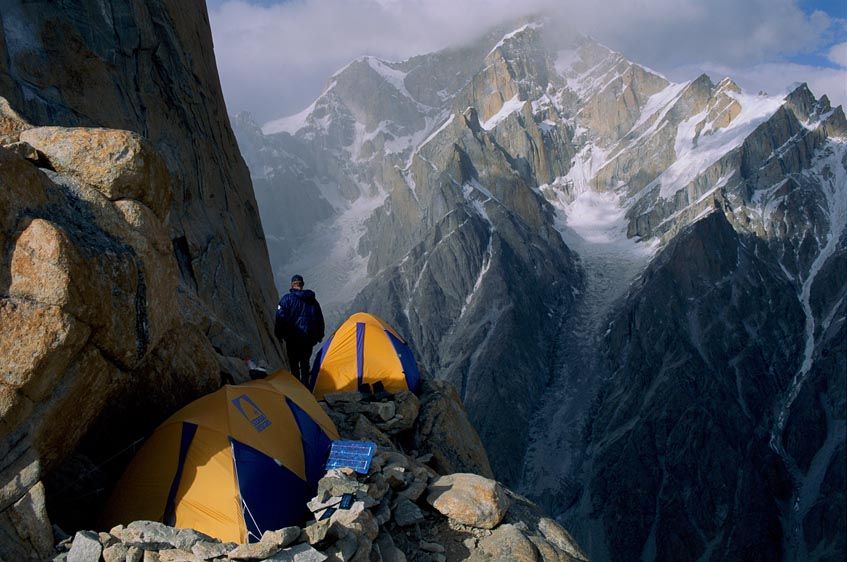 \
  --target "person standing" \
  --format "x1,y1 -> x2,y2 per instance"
274,274 -> 325,386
